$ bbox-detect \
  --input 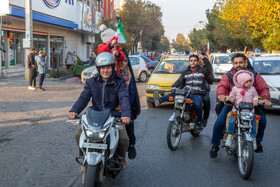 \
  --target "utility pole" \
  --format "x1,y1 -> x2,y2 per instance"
0,17 -> 3,77
23,0 -> 33,70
